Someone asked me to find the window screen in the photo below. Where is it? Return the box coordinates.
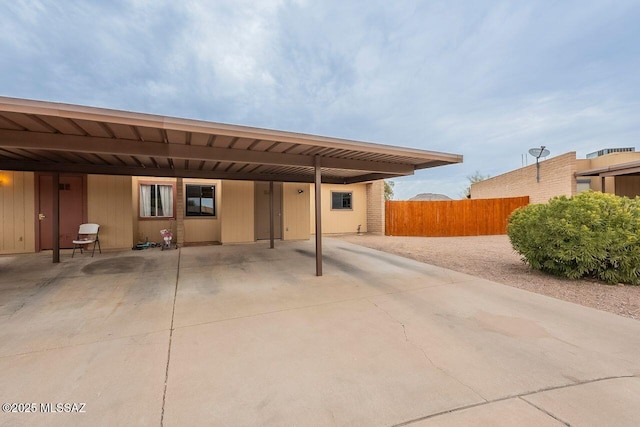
[331,192,352,210]
[186,185,216,216]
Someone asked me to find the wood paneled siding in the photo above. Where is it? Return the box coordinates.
[131,176,176,245]
[0,171,35,254]
[183,179,222,243]
[220,180,254,243]
[385,197,529,237]
[282,182,310,240]
[88,175,133,249]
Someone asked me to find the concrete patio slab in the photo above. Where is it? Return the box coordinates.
[1,238,640,426]
[164,298,483,426]
[173,242,461,329]
[1,264,177,357]
[367,278,640,403]
[0,331,168,427]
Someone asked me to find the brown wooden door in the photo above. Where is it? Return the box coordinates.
[38,175,85,249]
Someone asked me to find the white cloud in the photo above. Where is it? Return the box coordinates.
[1,0,639,197]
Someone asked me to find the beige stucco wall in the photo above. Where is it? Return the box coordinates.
[282,182,310,240]
[585,152,640,168]
[220,180,254,243]
[471,152,578,204]
[88,175,133,250]
[0,171,35,254]
[310,183,368,234]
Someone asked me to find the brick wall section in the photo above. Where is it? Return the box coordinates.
[471,152,577,204]
[366,180,385,234]
[176,177,184,246]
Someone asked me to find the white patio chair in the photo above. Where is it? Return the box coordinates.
[72,223,101,258]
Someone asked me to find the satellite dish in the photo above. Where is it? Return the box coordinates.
[528,146,550,182]
[528,147,550,158]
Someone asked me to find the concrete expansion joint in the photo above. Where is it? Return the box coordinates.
[369,300,488,403]
[518,396,571,426]
[160,247,181,427]
[516,374,638,399]
[393,374,639,427]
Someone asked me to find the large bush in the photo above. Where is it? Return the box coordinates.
[507,192,640,284]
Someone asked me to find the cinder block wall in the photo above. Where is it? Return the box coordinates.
[366,180,385,234]
[471,152,577,204]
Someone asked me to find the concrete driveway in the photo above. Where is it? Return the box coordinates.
[1,238,640,426]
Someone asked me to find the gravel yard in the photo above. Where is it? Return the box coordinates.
[337,234,640,321]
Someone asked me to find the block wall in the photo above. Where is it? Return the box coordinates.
[471,152,577,204]
[366,180,385,234]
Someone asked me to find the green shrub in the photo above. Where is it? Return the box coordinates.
[507,191,640,284]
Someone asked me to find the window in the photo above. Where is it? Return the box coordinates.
[331,191,352,210]
[186,184,216,217]
[577,179,591,193]
[140,183,174,218]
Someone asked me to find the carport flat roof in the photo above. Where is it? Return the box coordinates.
[0,96,462,183]
[576,160,640,178]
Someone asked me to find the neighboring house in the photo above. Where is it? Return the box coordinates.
[408,193,452,201]
[470,149,640,204]
[0,97,461,256]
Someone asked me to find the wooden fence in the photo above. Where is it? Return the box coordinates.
[385,196,529,237]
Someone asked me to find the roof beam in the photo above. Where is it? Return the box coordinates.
[0,129,414,175]
[0,159,348,184]
[344,173,413,184]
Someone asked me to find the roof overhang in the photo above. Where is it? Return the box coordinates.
[0,96,462,183]
[576,160,640,178]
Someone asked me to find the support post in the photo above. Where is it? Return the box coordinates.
[314,157,322,276]
[269,181,275,249]
[52,172,60,263]
[601,176,606,193]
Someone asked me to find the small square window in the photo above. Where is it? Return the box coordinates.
[577,179,591,193]
[186,184,216,217]
[331,192,352,210]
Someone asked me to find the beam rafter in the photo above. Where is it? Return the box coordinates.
[0,129,415,175]
[0,159,349,184]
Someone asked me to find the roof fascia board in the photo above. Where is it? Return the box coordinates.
[601,166,640,177]
[343,172,414,184]
[576,160,640,177]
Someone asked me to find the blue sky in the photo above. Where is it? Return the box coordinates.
[2,1,639,199]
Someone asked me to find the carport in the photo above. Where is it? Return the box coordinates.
[576,160,640,197]
[0,96,462,275]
